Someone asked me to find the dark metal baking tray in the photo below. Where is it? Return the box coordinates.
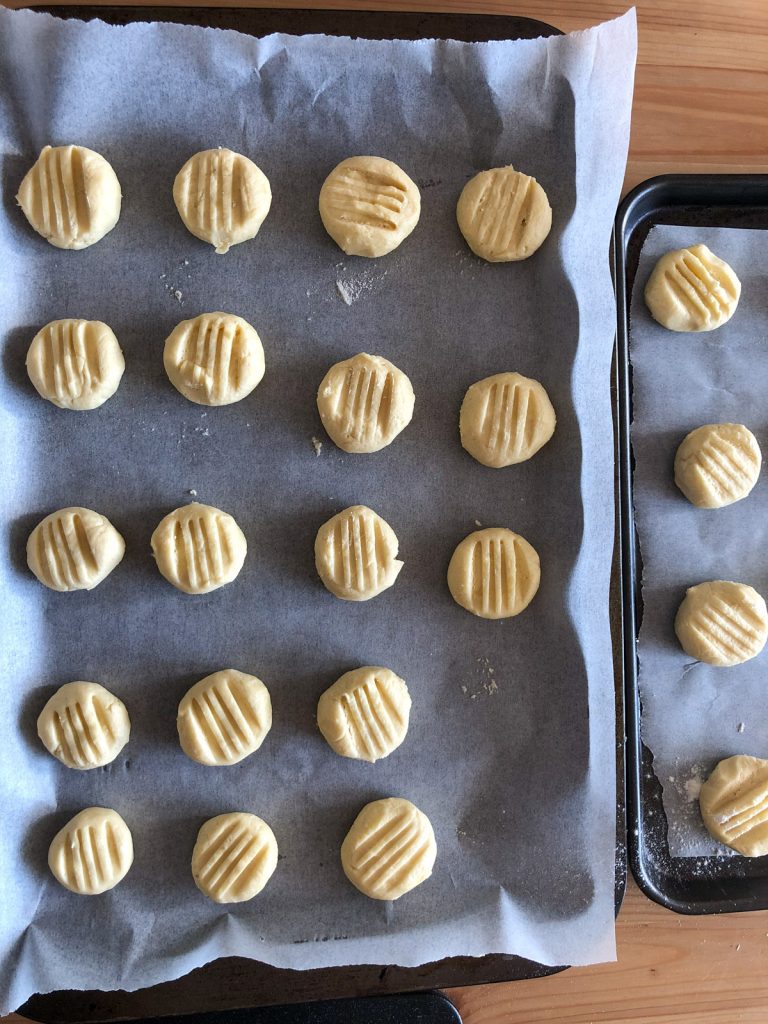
[18,7,625,1020]
[617,173,768,915]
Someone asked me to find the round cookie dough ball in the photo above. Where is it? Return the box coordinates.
[37,682,130,769]
[178,669,272,766]
[173,148,272,254]
[317,353,414,454]
[456,166,551,262]
[151,502,247,595]
[317,666,411,763]
[17,145,121,250]
[163,311,265,406]
[315,505,403,601]
[644,244,741,332]
[460,372,556,468]
[675,423,761,509]
[700,754,768,857]
[341,797,436,900]
[448,527,540,619]
[27,506,125,592]
[675,580,768,667]
[26,319,125,411]
[319,156,421,258]
[48,807,133,894]
[192,812,278,903]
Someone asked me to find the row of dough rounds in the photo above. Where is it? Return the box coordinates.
[37,668,411,770]
[27,503,542,618]
[17,144,552,262]
[47,798,437,902]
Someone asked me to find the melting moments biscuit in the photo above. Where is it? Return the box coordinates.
[38,682,130,769]
[48,807,133,894]
[151,502,247,595]
[27,507,125,592]
[448,527,540,619]
[674,423,761,509]
[460,372,556,468]
[27,319,125,410]
[675,580,768,667]
[178,669,272,766]
[192,812,278,903]
[700,755,768,857]
[317,666,411,763]
[644,244,740,332]
[315,505,403,601]
[457,166,551,262]
[163,312,265,406]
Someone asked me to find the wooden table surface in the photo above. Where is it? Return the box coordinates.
[3,1,768,1022]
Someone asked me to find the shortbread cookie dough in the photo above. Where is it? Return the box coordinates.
[17,145,121,250]
[315,505,403,601]
[341,797,436,900]
[26,319,125,410]
[178,669,272,766]
[27,507,125,592]
[317,353,414,454]
[675,580,768,667]
[644,244,741,332]
[674,423,761,509]
[319,156,421,258]
[457,166,551,262]
[173,148,272,254]
[317,666,411,763]
[460,372,556,468]
[151,502,247,595]
[38,682,130,769]
[48,807,133,894]
[700,754,768,857]
[163,312,265,406]
[192,812,278,903]
[448,527,540,619]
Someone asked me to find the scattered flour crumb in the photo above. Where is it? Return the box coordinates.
[311,436,323,457]
[174,290,183,302]
[738,722,746,733]
[335,267,385,305]
[474,519,482,527]
[159,273,166,279]
[685,775,704,802]
[188,489,197,497]
[460,685,467,694]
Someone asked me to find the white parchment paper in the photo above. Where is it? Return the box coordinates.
[0,7,636,1011]
[632,225,768,857]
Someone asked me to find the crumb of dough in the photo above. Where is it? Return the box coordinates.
[311,436,323,456]
[188,489,197,496]
[738,722,746,733]
[474,519,482,527]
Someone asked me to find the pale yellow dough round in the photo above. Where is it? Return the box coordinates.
[457,166,551,262]
[319,156,421,258]
[315,505,403,601]
[178,669,272,766]
[341,797,436,900]
[37,682,130,769]
[317,353,414,454]
[27,319,125,410]
[48,807,133,894]
[151,502,247,595]
[448,527,540,619]
[644,244,741,332]
[163,312,265,406]
[675,580,768,667]
[317,666,411,763]
[700,755,768,857]
[674,423,761,509]
[460,372,556,468]
[27,506,125,592]
[17,145,121,250]
[192,812,278,903]
[173,148,272,255]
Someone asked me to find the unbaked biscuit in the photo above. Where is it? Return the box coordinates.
[460,372,556,468]
[700,754,768,857]
[341,797,436,900]
[457,166,551,262]
[319,156,420,258]
[644,244,741,332]
[675,580,768,667]
[178,669,272,766]
[315,505,403,601]
[37,682,130,769]
[26,319,125,411]
[151,502,247,595]
[27,507,125,592]
[17,145,121,250]
[317,666,411,763]
[163,312,265,406]
[173,149,272,255]
[192,812,278,903]
[48,807,133,894]
[317,353,414,454]
[447,527,540,619]
[674,423,761,509]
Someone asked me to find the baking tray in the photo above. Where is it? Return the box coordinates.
[15,7,626,1020]
[617,173,768,914]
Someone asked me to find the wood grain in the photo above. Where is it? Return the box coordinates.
[1,2,768,1023]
